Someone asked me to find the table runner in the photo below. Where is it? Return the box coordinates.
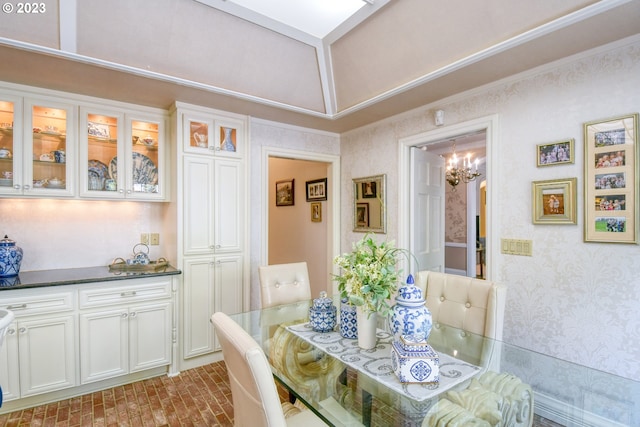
[286,323,480,402]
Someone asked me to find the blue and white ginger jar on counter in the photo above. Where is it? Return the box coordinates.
[309,291,337,333]
[388,274,432,341]
[0,235,23,277]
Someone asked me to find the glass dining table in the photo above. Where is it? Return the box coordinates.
[228,300,640,427]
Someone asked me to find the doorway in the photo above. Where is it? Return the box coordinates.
[261,147,341,297]
[398,115,497,280]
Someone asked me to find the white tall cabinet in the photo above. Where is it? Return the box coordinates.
[171,102,249,370]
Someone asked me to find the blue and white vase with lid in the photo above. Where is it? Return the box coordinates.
[388,274,432,341]
[0,235,23,278]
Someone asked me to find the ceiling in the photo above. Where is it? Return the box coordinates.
[0,0,638,133]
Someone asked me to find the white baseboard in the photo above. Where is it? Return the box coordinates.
[535,391,630,427]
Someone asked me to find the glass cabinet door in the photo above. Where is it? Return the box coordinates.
[214,118,244,157]
[127,114,165,199]
[0,97,18,194]
[183,113,213,154]
[24,98,76,197]
[79,107,123,198]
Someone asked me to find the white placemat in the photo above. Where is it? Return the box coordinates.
[286,323,480,402]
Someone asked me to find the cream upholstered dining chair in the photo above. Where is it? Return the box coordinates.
[414,270,506,340]
[259,262,312,308]
[211,312,327,427]
[258,262,343,403]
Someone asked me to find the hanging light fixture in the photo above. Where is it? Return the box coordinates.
[445,143,481,190]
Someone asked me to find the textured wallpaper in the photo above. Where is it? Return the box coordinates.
[339,36,640,382]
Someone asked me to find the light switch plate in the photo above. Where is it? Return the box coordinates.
[141,233,150,245]
[150,233,160,245]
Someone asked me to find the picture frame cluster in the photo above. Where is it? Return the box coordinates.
[533,113,639,244]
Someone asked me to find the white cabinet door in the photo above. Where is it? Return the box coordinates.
[79,308,129,384]
[183,155,215,256]
[129,302,171,372]
[182,156,243,256]
[18,315,77,397]
[213,159,243,253]
[0,320,20,402]
[182,254,243,357]
[182,257,215,359]
[212,254,244,352]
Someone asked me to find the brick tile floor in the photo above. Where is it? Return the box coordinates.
[0,360,563,426]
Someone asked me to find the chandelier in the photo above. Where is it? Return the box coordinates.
[445,144,481,190]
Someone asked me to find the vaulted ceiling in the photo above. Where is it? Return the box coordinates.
[0,0,638,133]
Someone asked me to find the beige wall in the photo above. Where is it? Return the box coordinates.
[268,158,329,298]
[339,36,640,382]
[0,199,169,270]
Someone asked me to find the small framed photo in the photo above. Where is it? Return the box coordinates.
[356,202,369,227]
[310,202,322,222]
[361,181,377,198]
[532,178,577,224]
[275,179,294,206]
[584,113,638,243]
[537,139,574,166]
[306,178,327,201]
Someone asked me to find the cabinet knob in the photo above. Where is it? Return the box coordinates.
[23,184,31,190]
[209,245,215,249]
[121,313,128,319]
[13,184,20,190]
[130,312,137,318]
[18,327,26,334]
[126,189,132,194]
[209,146,216,151]
[7,328,15,335]
[118,189,125,194]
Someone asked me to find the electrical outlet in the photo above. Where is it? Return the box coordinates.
[150,233,160,245]
[141,233,150,245]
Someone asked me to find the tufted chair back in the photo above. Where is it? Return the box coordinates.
[259,262,312,308]
[414,271,506,369]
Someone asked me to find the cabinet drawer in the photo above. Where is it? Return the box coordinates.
[0,291,74,317]
[79,279,172,309]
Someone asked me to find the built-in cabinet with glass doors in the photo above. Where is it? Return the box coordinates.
[0,87,168,201]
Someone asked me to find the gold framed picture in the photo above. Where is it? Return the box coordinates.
[532,178,577,224]
[584,113,638,243]
[537,139,574,166]
[311,202,322,222]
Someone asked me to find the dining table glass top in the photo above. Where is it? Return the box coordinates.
[228,299,640,427]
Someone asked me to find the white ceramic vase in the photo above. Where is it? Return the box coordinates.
[356,305,378,349]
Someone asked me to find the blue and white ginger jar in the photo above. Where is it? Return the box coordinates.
[339,298,358,339]
[309,291,337,333]
[0,235,23,277]
[388,274,432,341]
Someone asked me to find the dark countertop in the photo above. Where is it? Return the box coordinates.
[0,265,182,290]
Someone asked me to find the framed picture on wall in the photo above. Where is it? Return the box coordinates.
[584,113,638,243]
[532,178,577,224]
[275,179,294,206]
[306,178,327,201]
[361,181,377,198]
[356,202,369,227]
[311,202,322,222]
[537,139,574,166]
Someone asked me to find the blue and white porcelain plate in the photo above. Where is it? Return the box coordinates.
[109,153,158,185]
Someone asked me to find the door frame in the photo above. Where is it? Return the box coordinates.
[261,146,341,295]
[398,115,499,280]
